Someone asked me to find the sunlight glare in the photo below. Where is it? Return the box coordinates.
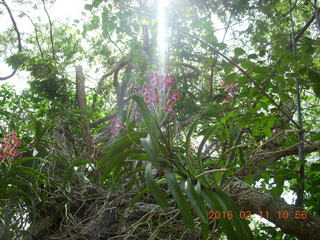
[157,0,168,68]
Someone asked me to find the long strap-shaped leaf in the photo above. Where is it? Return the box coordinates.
[202,188,238,240]
[99,149,141,182]
[184,178,208,224]
[132,95,161,167]
[145,163,169,210]
[202,187,254,240]
[166,172,195,230]
[215,189,253,239]
[131,95,160,147]
[97,131,145,169]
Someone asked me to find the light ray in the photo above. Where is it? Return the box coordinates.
[157,0,168,68]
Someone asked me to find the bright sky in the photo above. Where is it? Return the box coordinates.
[0,0,84,92]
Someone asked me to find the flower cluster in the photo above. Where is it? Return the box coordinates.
[110,117,124,139]
[0,131,21,162]
[220,81,238,101]
[141,73,180,114]
[220,81,237,92]
[164,89,180,114]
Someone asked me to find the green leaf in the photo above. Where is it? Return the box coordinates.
[262,125,272,137]
[214,171,223,186]
[166,172,195,230]
[13,166,43,182]
[184,178,208,223]
[145,163,168,210]
[132,95,162,168]
[215,190,254,239]
[310,163,320,172]
[224,64,233,74]
[267,117,276,128]
[99,149,139,182]
[241,60,255,70]
[312,85,320,98]
[234,47,246,56]
[84,4,92,10]
[202,188,253,240]
[259,50,266,57]
[131,95,159,141]
[248,54,258,59]
[308,70,320,85]
[202,189,237,240]
[197,127,216,173]
[97,131,146,169]
[141,135,160,168]
[72,159,91,166]
[92,0,103,8]
[185,123,197,177]
[131,153,148,160]
[244,174,254,185]
[252,125,260,136]
[129,187,149,209]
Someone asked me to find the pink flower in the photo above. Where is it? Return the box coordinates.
[141,85,152,104]
[141,84,161,105]
[169,90,180,102]
[225,93,233,100]
[221,81,237,92]
[0,131,20,162]
[150,91,160,104]
[149,73,161,88]
[222,103,228,109]
[164,75,175,88]
[164,102,175,114]
[140,72,179,115]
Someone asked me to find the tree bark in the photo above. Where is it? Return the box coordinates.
[225,177,320,240]
[76,65,92,161]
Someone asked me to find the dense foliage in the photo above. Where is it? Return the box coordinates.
[1,0,320,239]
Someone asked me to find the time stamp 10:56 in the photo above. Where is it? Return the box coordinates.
[208,210,308,220]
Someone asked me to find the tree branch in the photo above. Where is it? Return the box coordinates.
[238,139,320,177]
[76,65,92,161]
[21,12,44,57]
[287,7,320,49]
[90,113,117,128]
[42,0,55,60]
[183,31,300,129]
[90,57,128,112]
[0,0,22,81]
[224,178,320,240]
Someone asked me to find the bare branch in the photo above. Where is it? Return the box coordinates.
[287,8,320,49]
[42,0,55,60]
[0,0,22,81]
[90,113,117,128]
[16,11,44,57]
[225,178,320,240]
[91,57,128,112]
[76,65,92,161]
[180,63,200,75]
[237,139,320,177]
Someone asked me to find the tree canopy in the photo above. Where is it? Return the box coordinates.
[1,0,320,239]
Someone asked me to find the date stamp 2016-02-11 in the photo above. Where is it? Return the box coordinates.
[208,210,308,220]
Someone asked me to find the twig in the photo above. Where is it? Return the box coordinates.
[0,0,22,80]
[91,57,128,112]
[289,0,305,207]
[251,130,285,155]
[195,169,229,178]
[182,31,301,129]
[42,0,55,60]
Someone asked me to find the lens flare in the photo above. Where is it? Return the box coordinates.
[157,0,167,68]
